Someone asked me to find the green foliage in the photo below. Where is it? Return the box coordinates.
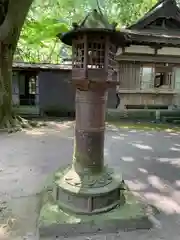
[14,0,158,63]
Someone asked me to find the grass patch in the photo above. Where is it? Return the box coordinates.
[107,120,180,132]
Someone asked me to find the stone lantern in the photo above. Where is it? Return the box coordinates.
[57,9,128,214]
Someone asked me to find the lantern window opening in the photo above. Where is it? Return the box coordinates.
[87,39,105,69]
[73,41,85,68]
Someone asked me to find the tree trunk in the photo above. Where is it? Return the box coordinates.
[0,43,14,128]
[0,0,33,131]
[0,42,31,131]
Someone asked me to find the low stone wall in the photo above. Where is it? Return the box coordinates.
[106,109,180,122]
[13,105,40,116]
[118,92,174,110]
[43,106,75,117]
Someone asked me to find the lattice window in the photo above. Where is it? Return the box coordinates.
[72,35,84,68]
[87,35,105,69]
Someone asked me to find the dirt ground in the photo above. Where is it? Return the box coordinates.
[1,120,180,239]
[0,121,74,239]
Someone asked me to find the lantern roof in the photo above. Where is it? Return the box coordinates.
[59,9,128,46]
[78,9,115,30]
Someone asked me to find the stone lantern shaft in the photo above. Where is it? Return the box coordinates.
[73,89,106,174]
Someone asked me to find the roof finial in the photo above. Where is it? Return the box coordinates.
[96,0,103,15]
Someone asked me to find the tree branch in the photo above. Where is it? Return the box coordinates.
[0,0,33,43]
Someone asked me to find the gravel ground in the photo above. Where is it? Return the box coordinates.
[0,121,180,239]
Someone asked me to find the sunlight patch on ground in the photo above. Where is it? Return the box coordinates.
[120,134,129,137]
[0,225,9,240]
[169,132,179,136]
[147,175,169,192]
[0,218,16,240]
[24,129,46,136]
[165,129,174,132]
[157,158,180,167]
[67,136,74,140]
[128,130,138,133]
[112,135,125,140]
[174,144,180,147]
[145,132,154,136]
[144,192,180,214]
[131,143,153,151]
[170,147,180,151]
[131,140,143,144]
[175,180,180,187]
[125,180,148,191]
[138,168,148,174]
[172,190,180,205]
[157,158,172,163]
[121,156,135,162]
[104,148,109,156]
[48,121,74,129]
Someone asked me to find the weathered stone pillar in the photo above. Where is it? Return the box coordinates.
[54,90,121,214]
[73,89,106,174]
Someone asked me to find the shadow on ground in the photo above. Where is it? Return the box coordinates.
[105,124,180,239]
[1,121,180,239]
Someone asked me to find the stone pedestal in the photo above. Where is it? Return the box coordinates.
[54,89,122,214]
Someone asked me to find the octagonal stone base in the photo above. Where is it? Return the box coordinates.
[39,188,155,239]
[53,166,123,214]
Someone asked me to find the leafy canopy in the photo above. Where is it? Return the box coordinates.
[14,0,158,63]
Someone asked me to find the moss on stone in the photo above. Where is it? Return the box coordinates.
[38,189,154,238]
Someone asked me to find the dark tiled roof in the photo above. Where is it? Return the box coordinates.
[122,0,180,46]
[122,28,180,46]
[128,0,180,30]
[12,62,72,70]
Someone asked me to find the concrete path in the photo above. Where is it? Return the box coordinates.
[0,121,180,239]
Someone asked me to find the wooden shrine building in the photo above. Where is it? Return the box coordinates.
[116,0,180,110]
